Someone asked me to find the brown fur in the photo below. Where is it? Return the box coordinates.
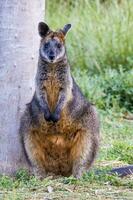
[45,31,65,42]
[19,23,100,179]
[21,102,99,178]
[43,69,61,112]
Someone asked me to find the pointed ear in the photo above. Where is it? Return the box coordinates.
[61,24,72,36]
[38,22,50,37]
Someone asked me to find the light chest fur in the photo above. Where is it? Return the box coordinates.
[44,71,61,112]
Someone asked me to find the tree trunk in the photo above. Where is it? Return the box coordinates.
[0,0,44,175]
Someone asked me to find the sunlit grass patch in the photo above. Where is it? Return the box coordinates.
[46,0,133,73]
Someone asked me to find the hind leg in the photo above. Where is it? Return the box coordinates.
[71,130,99,179]
[23,134,47,179]
[32,165,46,180]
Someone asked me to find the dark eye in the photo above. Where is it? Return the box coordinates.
[57,43,61,49]
[44,43,49,49]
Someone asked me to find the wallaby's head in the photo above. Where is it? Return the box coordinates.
[38,22,71,63]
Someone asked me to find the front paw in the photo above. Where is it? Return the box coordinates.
[51,112,61,123]
[44,110,52,122]
[44,109,61,123]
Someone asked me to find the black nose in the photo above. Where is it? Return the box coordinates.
[49,55,55,60]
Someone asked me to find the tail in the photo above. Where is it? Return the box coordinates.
[109,165,133,177]
[95,165,133,177]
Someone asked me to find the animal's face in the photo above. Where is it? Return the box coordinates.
[40,33,65,63]
[38,22,71,63]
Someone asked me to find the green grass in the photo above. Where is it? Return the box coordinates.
[0,168,133,199]
[73,69,133,112]
[99,110,133,163]
[46,0,133,73]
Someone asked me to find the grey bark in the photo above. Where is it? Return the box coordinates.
[0,0,44,175]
